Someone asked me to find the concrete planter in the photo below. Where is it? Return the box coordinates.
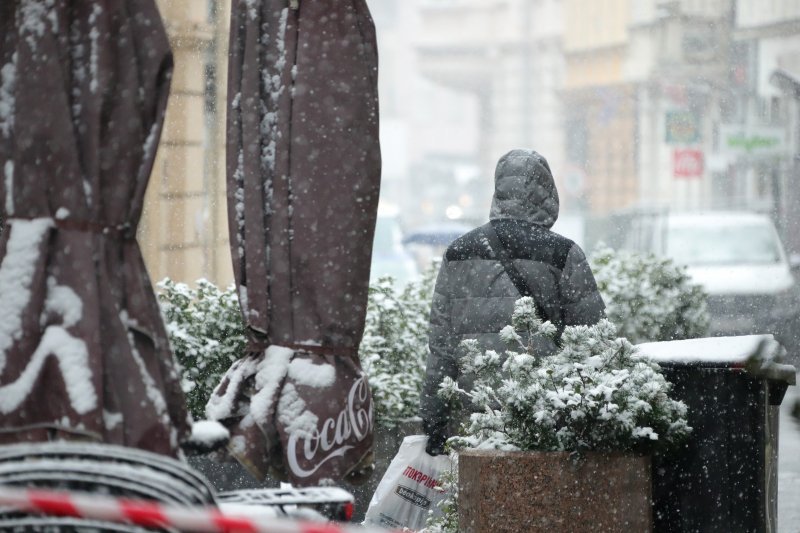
[458,449,652,533]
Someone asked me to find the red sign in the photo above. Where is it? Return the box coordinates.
[673,149,704,179]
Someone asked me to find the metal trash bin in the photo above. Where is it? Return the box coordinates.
[638,335,797,533]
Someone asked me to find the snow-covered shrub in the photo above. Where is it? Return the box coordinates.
[157,279,246,420]
[421,458,459,533]
[590,244,709,344]
[360,265,437,427]
[439,297,691,454]
[157,268,437,426]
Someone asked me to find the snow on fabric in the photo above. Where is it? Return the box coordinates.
[121,313,168,416]
[3,161,12,215]
[0,53,15,140]
[190,420,230,446]
[0,0,190,457]
[280,370,373,480]
[277,383,318,439]
[222,0,380,484]
[0,270,95,416]
[206,347,375,485]
[0,325,94,415]
[87,3,101,94]
[0,218,52,375]
[19,0,57,52]
[103,410,123,431]
[287,358,335,388]
[251,346,294,427]
[43,276,82,328]
[205,357,260,422]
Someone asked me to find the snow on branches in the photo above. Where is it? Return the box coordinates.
[157,279,246,420]
[590,244,709,344]
[441,297,692,454]
[156,269,436,427]
[360,265,437,428]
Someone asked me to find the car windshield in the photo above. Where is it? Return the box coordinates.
[372,216,404,256]
[667,223,782,266]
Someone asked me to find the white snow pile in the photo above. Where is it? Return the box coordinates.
[637,334,779,364]
[439,297,692,454]
[189,420,230,448]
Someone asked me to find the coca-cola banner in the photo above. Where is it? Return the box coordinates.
[206,348,373,484]
[215,0,380,484]
[279,353,373,482]
[0,0,190,456]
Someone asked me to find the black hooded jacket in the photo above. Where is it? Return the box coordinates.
[420,149,606,451]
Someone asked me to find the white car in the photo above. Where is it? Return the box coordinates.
[624,211,800,337]
[370,214,418,286]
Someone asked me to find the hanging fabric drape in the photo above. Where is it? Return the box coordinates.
[207,0,382,485]
[0,1,191,457]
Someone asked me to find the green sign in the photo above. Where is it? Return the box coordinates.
[720,126,786,155]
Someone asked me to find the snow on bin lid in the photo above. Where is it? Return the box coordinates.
[637,335,797,384]
[636,335,778,364]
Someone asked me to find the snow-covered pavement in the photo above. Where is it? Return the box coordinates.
[779,380,800,533]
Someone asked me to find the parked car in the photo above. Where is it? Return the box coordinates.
[622,210,800,339]
[402,222,471,272]
[370,213,418,286]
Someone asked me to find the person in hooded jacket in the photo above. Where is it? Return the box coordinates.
[420,149,606,455]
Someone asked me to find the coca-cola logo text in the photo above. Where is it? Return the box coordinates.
[286,374,373,478]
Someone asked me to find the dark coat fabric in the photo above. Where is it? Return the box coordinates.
[420,149,606,445]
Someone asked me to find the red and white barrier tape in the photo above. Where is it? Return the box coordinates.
[0,486,388,533]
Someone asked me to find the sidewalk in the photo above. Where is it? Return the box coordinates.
[779,378,800,533]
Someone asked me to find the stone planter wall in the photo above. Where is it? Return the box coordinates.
[459,450,652,533]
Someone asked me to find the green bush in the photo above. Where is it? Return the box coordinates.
[157,245,707,428]
[156,269,436,426]
[157,279,246,420]
[360,265,437,427]
[440,297,691,454]
[590,244,709,344]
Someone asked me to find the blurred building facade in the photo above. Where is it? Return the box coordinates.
[403,0,799,247]
[140,1,800,286]
[368,0,485,228]
[140,0,232,286]
[412,0,568,218]
[733,0,800,250]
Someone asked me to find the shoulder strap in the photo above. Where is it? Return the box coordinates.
[485,221,564,338]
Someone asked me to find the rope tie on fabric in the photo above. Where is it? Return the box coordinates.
[245,338,357,358]
[5,217,135,240]
[55,219,136,240]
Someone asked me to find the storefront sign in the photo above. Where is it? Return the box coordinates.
[673,149,704,178]
[665,110,701,144]
[720,126,786,156]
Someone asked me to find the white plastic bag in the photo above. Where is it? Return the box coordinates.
[363,435,454,531]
